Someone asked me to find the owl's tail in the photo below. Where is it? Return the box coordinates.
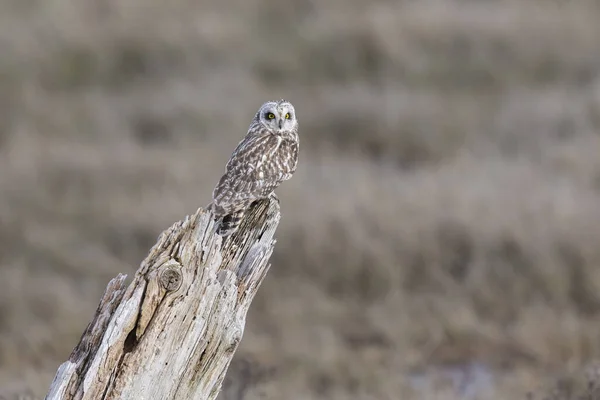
[216,209,246,236]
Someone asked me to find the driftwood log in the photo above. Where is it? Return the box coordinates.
[45,197,280,400]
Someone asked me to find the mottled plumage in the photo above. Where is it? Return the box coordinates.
[211,100,299,236]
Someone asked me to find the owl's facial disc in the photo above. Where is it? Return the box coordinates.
[259,101,296,133]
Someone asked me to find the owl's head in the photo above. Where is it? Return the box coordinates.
[255,100,298,134]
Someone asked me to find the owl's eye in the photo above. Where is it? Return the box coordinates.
[285,113,290,119]
[266,113,275,119]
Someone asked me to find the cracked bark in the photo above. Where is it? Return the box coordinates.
[45,198,280,400]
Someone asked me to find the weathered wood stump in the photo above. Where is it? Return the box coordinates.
[45,198,280,400]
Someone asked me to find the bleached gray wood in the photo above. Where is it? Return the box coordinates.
[45,198,280,400]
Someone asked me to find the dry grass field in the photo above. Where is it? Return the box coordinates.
[1,0,600,399]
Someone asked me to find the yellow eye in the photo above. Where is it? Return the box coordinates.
[267,113,275,119]
[285,113,290,119]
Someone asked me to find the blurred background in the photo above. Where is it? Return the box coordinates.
[1,0,600,399]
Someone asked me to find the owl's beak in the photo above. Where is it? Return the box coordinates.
[278,119,283,129]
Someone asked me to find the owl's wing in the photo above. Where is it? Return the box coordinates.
[225,133,278,172]
[212,134,281,214]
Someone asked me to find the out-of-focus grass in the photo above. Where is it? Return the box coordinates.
[1,0,600,399]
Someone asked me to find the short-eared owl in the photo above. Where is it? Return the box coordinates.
[211,100,299,236]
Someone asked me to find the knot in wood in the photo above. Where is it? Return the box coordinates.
[159,265,182,292]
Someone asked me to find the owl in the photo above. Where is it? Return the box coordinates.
[210,100,299,236]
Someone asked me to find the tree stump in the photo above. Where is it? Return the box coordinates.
[45,197,280,400]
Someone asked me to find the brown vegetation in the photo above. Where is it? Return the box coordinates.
[1,0,600,399]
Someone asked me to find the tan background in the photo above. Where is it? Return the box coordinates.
[1,0,600,399]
